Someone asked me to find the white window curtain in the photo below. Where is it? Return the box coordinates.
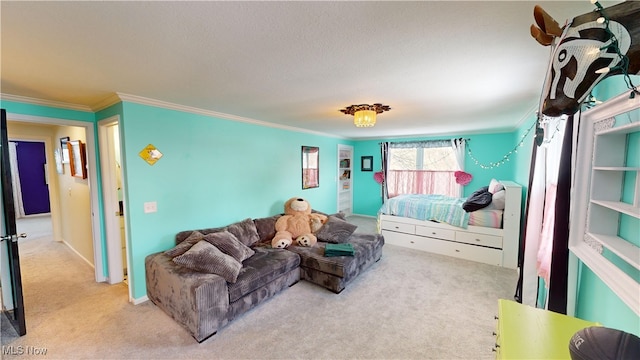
[451,138,466,197]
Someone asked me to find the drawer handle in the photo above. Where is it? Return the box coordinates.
[492,332,497,336]
[455,249,460,252]
[475,238,481,242]
[494,315,499,320]
[432,232,436,235]
[395,226,399,229]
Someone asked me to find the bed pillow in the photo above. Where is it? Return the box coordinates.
[488,179,504,194]
[172,240,242,283]
[203,230,255,263]
[315,216,358,244]
[488,189,506,210]
[462,186,493,212]
[164,231,205,258]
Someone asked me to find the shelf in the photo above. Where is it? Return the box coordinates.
[595,120,639,136]
[570,242,640,315]
[593,166,640,171]
[591,200,640,219]
[587,232,640,271]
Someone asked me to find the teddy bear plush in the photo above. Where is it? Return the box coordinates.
[271,197,327,248]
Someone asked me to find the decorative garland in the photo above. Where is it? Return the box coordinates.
[466,121,536,170]
[591,0,639,98]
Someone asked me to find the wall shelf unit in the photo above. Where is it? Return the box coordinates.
[569,90,640,316]
[337,144,353,215]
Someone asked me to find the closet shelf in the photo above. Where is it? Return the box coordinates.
[592,166,640,171]
[590,200,640,219]
[587,232,640,271]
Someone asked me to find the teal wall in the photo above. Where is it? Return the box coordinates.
[0,100,95,122]
[352,132,518,216]
[117,102,347,298]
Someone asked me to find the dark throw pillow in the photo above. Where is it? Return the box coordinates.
[253,215,282,243]
[315,216,358,244]
[462,186,493,212]
[164,231,205,258]
[203,230,255,263]
[226,218,260,247]
[172,240,242,283]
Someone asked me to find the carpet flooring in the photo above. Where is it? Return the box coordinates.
[1,215,517,359]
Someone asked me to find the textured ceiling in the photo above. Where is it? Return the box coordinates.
[0,1,623,139]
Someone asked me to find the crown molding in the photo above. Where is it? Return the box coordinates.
[0,93,93,112]
[2,91,346,139]
[110,92,345,139]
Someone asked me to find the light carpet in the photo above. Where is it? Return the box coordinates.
[2,216,517,359]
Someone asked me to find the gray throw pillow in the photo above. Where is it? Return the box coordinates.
[226,218,261,247]
[253,215,281,243]
[203,230,255,263]
[164,231,205,258]
[172,240,242,283]
[315,216,358,244]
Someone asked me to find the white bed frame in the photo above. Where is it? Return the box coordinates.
[379,181,522,269]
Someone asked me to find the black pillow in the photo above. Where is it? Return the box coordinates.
[462,186,493,212]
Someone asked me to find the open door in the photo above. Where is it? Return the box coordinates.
[0,109,26,336]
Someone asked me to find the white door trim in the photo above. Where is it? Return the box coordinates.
[98,116,127,289]
[6,113,105,282]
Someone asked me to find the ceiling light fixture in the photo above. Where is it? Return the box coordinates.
[340,103,391,128]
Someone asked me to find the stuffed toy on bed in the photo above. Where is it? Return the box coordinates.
[271,197,327,248]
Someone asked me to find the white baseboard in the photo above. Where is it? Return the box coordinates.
[131,295,149,305]
[62,240,95,269]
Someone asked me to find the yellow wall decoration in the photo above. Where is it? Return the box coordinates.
[139,144,163,165]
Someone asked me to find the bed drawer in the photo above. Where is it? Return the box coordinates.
[381,221,415,235]
[415,226,455,241]
[455,231,503,249]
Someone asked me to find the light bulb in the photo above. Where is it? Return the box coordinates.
[596,67,610,74]
[597,17,605,24]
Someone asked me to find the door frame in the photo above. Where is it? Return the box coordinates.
[98,116,128,289]
[6,113,106,283]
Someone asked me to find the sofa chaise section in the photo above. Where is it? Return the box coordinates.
[287,233,384,293]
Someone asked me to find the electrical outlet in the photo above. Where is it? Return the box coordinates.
[144,201,157,213]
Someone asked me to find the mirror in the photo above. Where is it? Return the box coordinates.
[302,146,319,189]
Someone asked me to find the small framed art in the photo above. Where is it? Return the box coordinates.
[361,156,373,171]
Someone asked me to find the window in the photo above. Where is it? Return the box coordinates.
[385,140,461,198]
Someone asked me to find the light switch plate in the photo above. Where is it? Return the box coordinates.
[144,201,157,213]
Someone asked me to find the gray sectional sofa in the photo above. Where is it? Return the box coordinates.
[145,214,384,342]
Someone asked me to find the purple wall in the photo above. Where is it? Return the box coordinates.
[14,141,50,215]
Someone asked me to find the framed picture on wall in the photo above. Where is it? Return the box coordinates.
[361,156,373,171]
[68,140,87,179]
[60,136,70,164]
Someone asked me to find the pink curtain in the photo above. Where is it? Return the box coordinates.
[386,170,457,198]
[537,183,557,285]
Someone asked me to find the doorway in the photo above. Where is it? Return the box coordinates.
[98,116,127,285]
[5,113,106,284]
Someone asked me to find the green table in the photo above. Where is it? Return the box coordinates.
[495,299,600,359]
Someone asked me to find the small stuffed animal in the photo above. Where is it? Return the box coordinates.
[271,197,327,248]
